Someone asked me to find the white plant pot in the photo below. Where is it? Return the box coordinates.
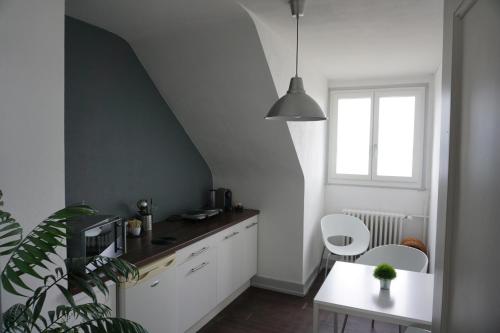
[380,279,392,290]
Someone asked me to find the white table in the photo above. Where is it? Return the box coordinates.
[313,262,433,333]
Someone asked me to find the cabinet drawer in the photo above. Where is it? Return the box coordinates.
[176,233,217,267]
[215,223,244,243]
[242,216,258,230]
[177,247,217,332]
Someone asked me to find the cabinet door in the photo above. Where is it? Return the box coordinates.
[177,248,217,332]
[121,265,177,333]
[216,224,245,303]
[242,216,258,281]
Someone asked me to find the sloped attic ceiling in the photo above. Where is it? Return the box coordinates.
[66,0,308,283]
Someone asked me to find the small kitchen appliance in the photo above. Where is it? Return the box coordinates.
[137,198,153,231]
[215,188,233,211]
[208,189,217,209]
[66,215,126,274]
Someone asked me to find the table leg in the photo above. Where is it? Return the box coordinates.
[313,304,319,333]
[333,312,338,333]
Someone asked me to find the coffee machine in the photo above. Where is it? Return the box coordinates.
[215,188,232,211]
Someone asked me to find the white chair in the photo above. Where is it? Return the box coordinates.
[340,244,429,333]
[320,214,370,278]
[356,244,428,273]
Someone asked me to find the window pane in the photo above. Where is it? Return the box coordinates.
[336,97,371,175]
[377,96,416,177]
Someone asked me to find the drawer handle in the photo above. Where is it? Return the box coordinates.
[224,231,239,240]
[150,280,160,288]
[164,258,175,267]
[190,262,209,274]
[245,222,258,229]
[189,246,209,258]
[138,267,159,281]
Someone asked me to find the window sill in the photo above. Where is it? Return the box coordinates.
[327,179,427,191]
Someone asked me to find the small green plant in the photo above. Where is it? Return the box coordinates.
[373,263,397,280]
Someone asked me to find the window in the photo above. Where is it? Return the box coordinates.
[328,87,426,188]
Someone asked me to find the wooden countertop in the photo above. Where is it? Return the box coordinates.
[121,209,259,268]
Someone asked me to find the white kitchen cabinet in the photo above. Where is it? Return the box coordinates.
[216,223,245,303]
[118,255,177,333]
[176,246,217,332]
[241,216,258,282]
[216,216,258,304]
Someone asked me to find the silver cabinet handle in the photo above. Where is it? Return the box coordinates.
[189,262,209,274]
[224,231,239,240]
[189,246,209,258]
[245,222,258,229]
[150,280,160,288]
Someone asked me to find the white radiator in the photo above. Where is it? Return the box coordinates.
[341,209,406,262]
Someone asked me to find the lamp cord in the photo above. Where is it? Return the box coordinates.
[295,12,299,77]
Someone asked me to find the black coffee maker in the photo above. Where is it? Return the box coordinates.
[215,188,232,211]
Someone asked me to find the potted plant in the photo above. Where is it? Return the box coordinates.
[373,263,397,290]
[0,190,147,333]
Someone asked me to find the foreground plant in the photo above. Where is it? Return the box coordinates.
[0,190,147,333]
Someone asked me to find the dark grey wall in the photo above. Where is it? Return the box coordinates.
[65,17,212,221]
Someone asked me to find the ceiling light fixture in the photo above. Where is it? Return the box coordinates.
[265,0,326,121]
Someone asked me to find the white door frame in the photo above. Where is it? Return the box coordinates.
[432,1,479,332]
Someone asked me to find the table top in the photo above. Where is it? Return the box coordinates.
[314,262,433,326]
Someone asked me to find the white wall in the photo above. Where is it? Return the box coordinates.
[246,10,328,284]
[427,65,443,273]
[0,0,66,312]
[437,1,500,331]
[67,0,308,285]
[325,76,437,243]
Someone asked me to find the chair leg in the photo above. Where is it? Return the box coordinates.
[325,252,331,279]
[371,319,374,329]
[341,314,348,333]
[319,246,326,276]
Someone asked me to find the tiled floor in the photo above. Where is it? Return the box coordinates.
[199,270,401,333]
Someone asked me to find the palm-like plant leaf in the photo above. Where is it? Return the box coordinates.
[1,204,97,296]
[1,192,147,333]
[0,206,23,256]
[46,303,111,329]
[64,318,148,333]
[2,304,32,332]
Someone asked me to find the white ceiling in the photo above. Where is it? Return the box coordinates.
[239,0,443,80]
[68,0,443,80]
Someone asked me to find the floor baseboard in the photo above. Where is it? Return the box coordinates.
[251,266,320,297]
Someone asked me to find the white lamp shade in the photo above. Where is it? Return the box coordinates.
[266,77,327,121]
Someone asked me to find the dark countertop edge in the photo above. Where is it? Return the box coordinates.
[127,209,259,268]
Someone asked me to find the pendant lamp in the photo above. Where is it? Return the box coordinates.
[265,0,326,121]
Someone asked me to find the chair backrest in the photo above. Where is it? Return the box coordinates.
[320,214,370,246]
[356,244,428,272]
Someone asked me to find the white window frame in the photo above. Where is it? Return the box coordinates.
[328,86,427,189]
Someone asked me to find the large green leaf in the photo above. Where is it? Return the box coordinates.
[2,303,32,332]
[1,203,97,296]
[0,204,22,255]
[1,193,146,333]
[65,318,148,333]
